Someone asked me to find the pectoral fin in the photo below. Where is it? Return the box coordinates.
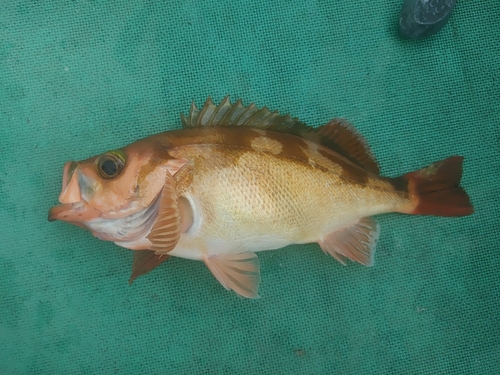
[129,250,170,284]
[147,172,181,254]
[319,217,380,266]
[203,252,261,298]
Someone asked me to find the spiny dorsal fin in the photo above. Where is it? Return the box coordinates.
[181,96,310,134]
[181,97,378,174]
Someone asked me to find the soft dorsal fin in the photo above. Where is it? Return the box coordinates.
[181,97,378,173]
[313,119,379,174]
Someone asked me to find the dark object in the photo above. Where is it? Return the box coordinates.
[399,0,457,39]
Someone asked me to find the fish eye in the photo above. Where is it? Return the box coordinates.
[97,151,126,179]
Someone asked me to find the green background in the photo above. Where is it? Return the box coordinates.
[1,1,499,374]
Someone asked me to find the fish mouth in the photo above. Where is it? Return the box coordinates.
[48,205,64,222]
[48,161,99,223]
[48,200,102,223]
[48,202,84,222]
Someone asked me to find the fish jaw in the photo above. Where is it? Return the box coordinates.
[48,201,102,223]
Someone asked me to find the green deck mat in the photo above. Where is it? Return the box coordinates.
[1,1,499,374]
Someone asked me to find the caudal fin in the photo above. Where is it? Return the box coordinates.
[398,156,474,217]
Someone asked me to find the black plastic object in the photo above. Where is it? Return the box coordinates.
[399,0,457,39]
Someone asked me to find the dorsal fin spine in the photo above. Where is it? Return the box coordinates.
[227,99,245,125]
[198,97,214,127]
[212,96,231,125]
[246,107,271,129]
[188,102,199,127]
[238,103,258,126]
[180,113,187,127]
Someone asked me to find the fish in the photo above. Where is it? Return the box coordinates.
[48,97,474,298]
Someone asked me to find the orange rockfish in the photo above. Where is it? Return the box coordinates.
[48,97,474,298]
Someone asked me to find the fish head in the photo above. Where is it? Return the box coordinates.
[48,138,186,228]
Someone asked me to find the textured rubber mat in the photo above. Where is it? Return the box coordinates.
[1,1,499,374]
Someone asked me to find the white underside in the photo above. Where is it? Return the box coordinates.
[167,234,295,260]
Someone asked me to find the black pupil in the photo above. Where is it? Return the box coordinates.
[101,159,117,176]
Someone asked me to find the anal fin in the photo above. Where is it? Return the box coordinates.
[319,217,380,266]
[129,250,170,284]
[203,252,261,298]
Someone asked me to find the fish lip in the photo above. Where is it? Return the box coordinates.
[48,205,63,222]
[48,203,78,222]
[48,201,102,223]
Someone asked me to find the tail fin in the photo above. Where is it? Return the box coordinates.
[398,156,474,217]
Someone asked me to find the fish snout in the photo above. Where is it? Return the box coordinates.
[59,161,82,204]
[61,161,77,190]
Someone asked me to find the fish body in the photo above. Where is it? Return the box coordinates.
[164,126,405,259]
[49,97,473,298]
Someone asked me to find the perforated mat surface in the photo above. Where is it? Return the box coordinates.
[1,1,499,374]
